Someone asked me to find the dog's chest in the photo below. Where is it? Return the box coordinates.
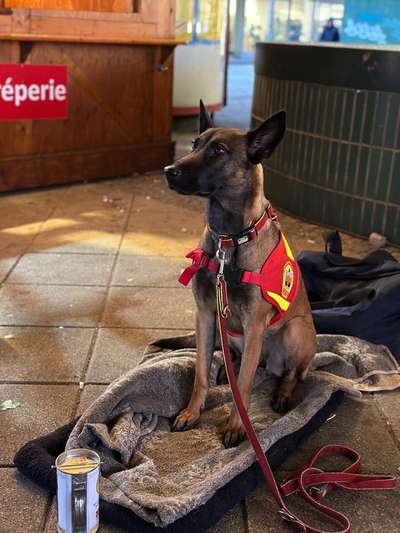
[205,266,258,328]
[225,283,259,332]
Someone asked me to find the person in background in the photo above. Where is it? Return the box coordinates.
[320,18,340,42]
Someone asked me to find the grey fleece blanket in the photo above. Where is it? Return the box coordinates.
[66,334,400,527]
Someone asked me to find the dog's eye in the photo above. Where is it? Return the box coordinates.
[214,144,226,155]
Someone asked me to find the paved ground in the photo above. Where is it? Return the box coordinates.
[215,63,254,130]
[0,173,399,533]
[1,63,400,531]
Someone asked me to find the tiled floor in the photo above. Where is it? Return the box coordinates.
[0,173,399,533]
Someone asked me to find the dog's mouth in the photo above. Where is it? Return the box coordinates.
[166,178,211,197]
[166,181,192,195]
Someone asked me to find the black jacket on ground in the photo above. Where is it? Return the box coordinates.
[298,232,400,360]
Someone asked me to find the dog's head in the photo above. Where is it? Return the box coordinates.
[164,100,285,199]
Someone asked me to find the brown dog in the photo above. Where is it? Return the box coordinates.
[164,102,316,447]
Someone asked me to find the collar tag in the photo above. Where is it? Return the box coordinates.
[237,235,249,245]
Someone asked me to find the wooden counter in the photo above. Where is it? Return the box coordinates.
[0,1,181,192]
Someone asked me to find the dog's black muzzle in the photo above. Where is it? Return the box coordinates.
[164,164,186,192]
[164,164,202,196]
[164,164,181,180]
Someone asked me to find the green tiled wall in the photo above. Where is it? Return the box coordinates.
[252,76,400,245]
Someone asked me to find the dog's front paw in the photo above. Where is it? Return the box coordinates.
[172,408,200,431]
[271,391,290,414]
[222,416,246,447]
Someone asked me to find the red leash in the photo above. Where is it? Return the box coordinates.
[216,272,396,533]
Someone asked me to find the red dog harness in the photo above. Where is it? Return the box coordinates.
[179,210,299,325]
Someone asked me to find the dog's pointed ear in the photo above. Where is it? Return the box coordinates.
[246,111,286,164]
[199,99,214,133]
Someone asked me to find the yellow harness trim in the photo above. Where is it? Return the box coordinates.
[281,233,295,261]
[266,291,290,311]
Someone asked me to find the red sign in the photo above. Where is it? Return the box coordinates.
[0,64,68,121]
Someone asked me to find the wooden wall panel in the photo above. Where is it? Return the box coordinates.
[0,38,18,61]
[0,141,174,192]
[4,1,135,12]
[28,42,155,153]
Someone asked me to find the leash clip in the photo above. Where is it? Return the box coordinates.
[216,246,226,276]
[278,509,305,531]
[215,248,231,319]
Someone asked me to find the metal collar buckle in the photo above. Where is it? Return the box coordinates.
[310,484,328,499]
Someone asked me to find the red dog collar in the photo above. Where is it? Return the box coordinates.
[207,203,278,249]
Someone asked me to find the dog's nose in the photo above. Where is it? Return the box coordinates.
[164,165,181,179]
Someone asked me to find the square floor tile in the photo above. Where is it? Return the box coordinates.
[64,179,133,205]
[0,284,107,327]
[0,384,77,464]
[40,208,128,231]
[29,227,122,255]
[101,287,195,329]
[6,253,115,286]
[0,468,49,533]
[121,196,202,257]
[0,326,94,382]
[86,328,190,382]
[120,230,198,257]
[112,255,182,287]
[128,194,202,228]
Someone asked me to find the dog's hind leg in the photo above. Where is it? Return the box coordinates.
[173,308,216,431]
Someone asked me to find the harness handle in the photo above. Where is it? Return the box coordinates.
[216,275,396,533]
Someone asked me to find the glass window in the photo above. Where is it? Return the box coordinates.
[176,0,226,43]
[313,1,344,41]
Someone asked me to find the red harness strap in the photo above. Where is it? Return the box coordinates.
[178,248,218,286]
[179,232,299,326]
[216,274,396,533]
